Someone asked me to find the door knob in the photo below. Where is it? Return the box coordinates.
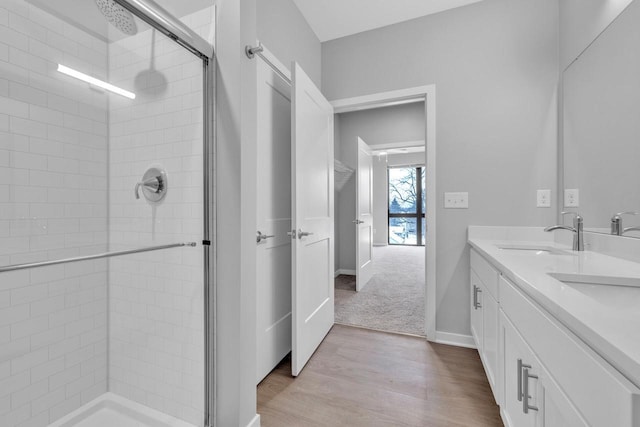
[256,231,275,243]
[298,230,314,239]
[352,220,364,224]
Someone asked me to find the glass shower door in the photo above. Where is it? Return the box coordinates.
[0,1,213,426]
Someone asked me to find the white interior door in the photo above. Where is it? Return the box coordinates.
[291,62,334,376]
[255,59,292,383]
[355,137,374,291]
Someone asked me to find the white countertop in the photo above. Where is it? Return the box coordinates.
[468,229,640,389]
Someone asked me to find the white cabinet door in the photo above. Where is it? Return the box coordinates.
[483,289,499,397]
[501,309,540,427]
[538,364,586,427]
[470,270,484,351]
[500,309,585,427]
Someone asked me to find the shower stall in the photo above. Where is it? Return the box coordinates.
[0,0,215,426]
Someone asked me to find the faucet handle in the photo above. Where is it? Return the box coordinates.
[561,211,581,219]
[611,212,640,235]
[613,211,640,219]
[561,211,582,227]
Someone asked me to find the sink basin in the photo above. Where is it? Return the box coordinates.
[497,244,572,256]
[548,272,640,288]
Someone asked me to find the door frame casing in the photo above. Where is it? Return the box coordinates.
[332,85,437,341]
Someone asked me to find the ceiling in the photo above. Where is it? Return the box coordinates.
[292,0,484,42]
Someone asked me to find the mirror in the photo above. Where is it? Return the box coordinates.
[563,0,640,237]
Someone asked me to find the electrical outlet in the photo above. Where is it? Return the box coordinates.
[537,189,551,208]
[564,189,579,208]
[444,192,468,209]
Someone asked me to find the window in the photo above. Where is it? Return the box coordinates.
[388,166,426,246]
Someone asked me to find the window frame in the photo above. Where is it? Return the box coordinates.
[387,165,425,246]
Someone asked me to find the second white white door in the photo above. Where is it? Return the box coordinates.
[255,59,292,384]
[355,137,374,291]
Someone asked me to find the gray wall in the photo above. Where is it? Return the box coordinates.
[559,0,634,69]
[335,103,425,271]
[373,152,427,246]
[215,0,322,424]
[257,0,321,87]
[323,0,559,336]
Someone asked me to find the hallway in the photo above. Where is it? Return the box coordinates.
[257,325,502,427]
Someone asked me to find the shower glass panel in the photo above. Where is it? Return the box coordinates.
[0,1,213,426]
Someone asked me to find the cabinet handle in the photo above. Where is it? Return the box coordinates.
[517,359,531,402]
[473,285,478,309]
[472,285,483,309]
[473,285,477,309]
[522,367,539,414]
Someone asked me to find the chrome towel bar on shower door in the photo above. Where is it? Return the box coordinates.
[0,242,197,273]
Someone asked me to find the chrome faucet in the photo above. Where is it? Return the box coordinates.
[544,211,584,251]
[622,227,640,236]
[611,211,640,236]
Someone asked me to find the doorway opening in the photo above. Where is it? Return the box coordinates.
[332,97,431,337]
[388,165,426,246]
[330,85,436,340]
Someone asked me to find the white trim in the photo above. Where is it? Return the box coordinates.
[424,88,437,340]
[331,85,433,113]
[246,414,261,427]
[335,269,356,277]
[369,140,425,150]
[435,331,476,349]
[330,84,437,342]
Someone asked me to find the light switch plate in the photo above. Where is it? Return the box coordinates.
[444,192,468,209]
[537,189,551,208]
[564,189,579,208]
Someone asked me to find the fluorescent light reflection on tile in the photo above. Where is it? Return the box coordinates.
[57,64,136,99]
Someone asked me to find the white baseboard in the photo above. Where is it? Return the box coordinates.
[334,269,356,277]
[246,414,260,427]
[434,331,476,349]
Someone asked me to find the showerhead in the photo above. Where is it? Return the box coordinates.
[95,0,138,35]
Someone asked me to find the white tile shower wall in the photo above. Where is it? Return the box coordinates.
[0,1,109,426]
[107,8,213,426]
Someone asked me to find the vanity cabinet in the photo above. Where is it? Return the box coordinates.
[501,305,584,427]
[470,247,640,427]
[470,251,499,398]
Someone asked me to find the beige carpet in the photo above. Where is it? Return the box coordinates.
[335,245,425,336]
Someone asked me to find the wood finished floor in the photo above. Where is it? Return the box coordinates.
[257,324,503,427]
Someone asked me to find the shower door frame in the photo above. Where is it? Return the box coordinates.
[112,2,216,426]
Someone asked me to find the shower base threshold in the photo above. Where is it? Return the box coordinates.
[48,392,197,427]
